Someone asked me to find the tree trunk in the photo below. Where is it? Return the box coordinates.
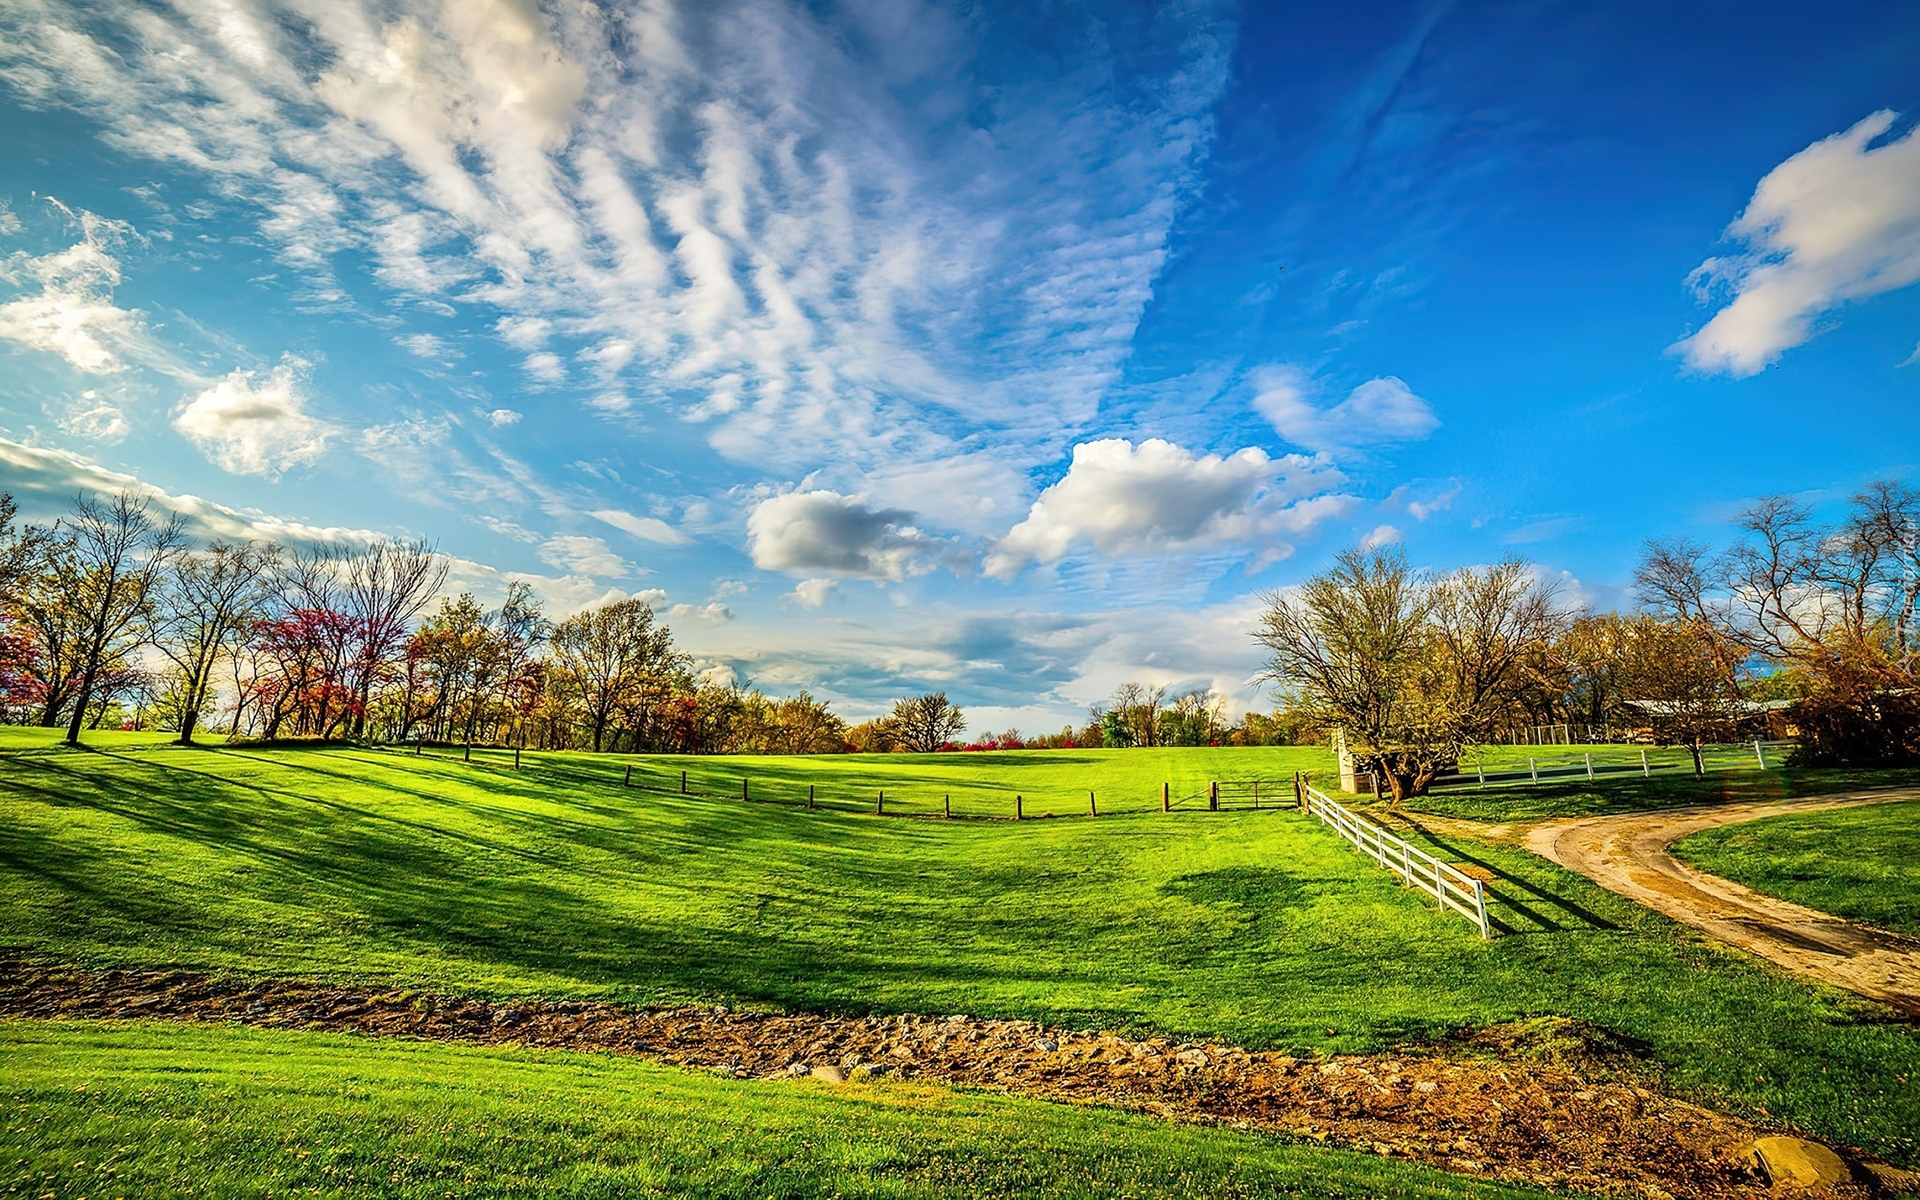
[180,707,198,746]
[1690,743,1705,776]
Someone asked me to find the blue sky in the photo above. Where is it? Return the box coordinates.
[1,0,1917,733]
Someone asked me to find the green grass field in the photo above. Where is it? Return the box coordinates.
[2,730,1917,1177]
[1,1020,1556,1200]
[1671,798,1920,939]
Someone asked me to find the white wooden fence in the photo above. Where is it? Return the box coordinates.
[1302,783,1492,939]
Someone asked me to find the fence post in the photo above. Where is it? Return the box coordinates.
[1584,752,1594,780]
[1433,857,1444,909]
[1089,790,1096,817]
[680,770,687,794]
[808,783,815,810]
[1473,880,1491,939]
[1754,738,1766,769]
[1252,780,1259,808]
[876,790,884,815]
[944,793,950,818]
[1015,794,1023,821]
[1162,782,1170,812]
[1528,757,1538,783]
[743,778,749,801]
[1292,771,1303,809]
[623,765,632,788]
[1640,747,1649,777]
[1209,781,1218,812]
[1476,759,1485,785]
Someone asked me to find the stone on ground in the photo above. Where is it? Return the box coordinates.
[1750,1137,1852,1190]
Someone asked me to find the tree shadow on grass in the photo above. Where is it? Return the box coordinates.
[1387,814,1620,937]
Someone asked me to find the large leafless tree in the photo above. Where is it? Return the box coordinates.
[53,491,185,745]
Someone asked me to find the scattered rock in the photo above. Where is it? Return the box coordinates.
[809,1064,847,1083]
[1750,1137,1852,1190]
[1860,1161,1920,1195]
[1034,1038,1058,1052]
[784,1061,810,1076]
[491,1008,526,1026]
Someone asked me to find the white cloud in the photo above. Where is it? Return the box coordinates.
[1360,523,1402,549]
[173,365,330,477]
[0,206,149,375]
[1407,483,1461,521]
[486,408,522,427]
[538,534,628,578]
[1674,110,1920,376]
[395,332,450,358]
[787,578,836,608]
[0,0,1233,493]
[747,490,945,581]
[589,507,691,546]
[521,352,564,384]
[668,601,734,623]
[985,438,1351,578]
[1251,366,1440,455]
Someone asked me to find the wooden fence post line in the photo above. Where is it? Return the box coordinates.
[1584,752,1594,780]
[742,778,749,801]
[623,765,632,788]
[1015,795,1023,821]
[1529,757,1538,783]
[681,770,688,794]
[1476,759,1485,785]
[1162,782,1169,812]
[943,793,950,818]
[1252,780,1259,808]
[1209,781,1218,812]
[876,790,884,815]
[1754,738,1766,768]
[1640,747,1650,777]
[808,783,815,810]
[1089,790,1096,816]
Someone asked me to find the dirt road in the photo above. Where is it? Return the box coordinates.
[1525,792,1920,1016]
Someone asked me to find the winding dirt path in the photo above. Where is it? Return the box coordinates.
[1524,791,1920,1016]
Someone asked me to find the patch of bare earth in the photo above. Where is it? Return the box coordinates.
[0,962,1892,1200]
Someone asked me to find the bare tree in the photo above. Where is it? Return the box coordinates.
[1254,546,1559,803]
[1615,616,1746,775]
[54,491,185,746]
[884,691,966,752]
[342,538,447,739]
[152,540,282,745]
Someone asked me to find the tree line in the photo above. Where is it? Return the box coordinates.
[1255,480,1920,801]
[0,489,967,754]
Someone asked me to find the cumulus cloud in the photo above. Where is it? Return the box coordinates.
[1361,523,1402,549]
[173,365,330,477]
[985,438,1351,578]
[486,408,522,427]
[668,601,734,622]
[747,490,944,581]
[1674,110,1920,376]
[538,534,628,578]
[787,578,837,608]
[1251,366,1439,455]
[589,507,690,546]
[0,205,149,375]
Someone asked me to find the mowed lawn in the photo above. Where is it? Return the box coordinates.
[0,1020,1558,1200]
[0,731,1916,1165]
[1671,798,1920,939]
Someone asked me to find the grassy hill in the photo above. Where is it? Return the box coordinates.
[1,730,1916,1178]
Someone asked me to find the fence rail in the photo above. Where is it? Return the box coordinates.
[1302,783,1492,939]
[1442,739,1794,788]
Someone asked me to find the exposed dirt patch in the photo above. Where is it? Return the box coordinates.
[1524,791,1920,1016]
[1,961,1886,1200]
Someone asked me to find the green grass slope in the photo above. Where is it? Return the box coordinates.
[1671,798,1920,939]
[0,733,1915,1163]
[1,1020,1554,1200]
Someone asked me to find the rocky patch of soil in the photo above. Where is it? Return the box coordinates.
[0,962,1889,1200]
